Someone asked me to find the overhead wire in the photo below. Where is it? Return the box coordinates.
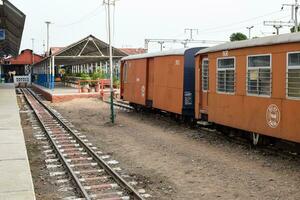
[163,10,288,41]
[198,10,283,33]
[55,6,104,28]
[198,15,291,35]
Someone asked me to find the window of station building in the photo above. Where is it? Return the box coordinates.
[287,52,300,98]
[202,59,209,91]
[217,57,235,93]
[247,55,271,96]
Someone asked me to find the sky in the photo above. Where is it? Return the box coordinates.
[9,0,297,53]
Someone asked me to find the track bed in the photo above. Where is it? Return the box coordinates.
[51,98,300,200]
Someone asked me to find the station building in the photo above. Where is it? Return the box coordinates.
[2,49,43,83]
[0,0,26,82]
[32,35,128,90]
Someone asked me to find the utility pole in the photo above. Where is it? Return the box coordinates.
[274,25,283,35]
[43,40,46,55]
[246,26,254,39]
[103,0,116,123]
[45,21,51,56]
[181,39,189,48]
[282,0,299,32]
[158,41,164,51]
[296,0,299,32]
[263,21,293,35]
[184,28,199,40]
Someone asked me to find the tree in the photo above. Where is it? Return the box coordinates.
[290,26,300,33]
[230,32,248,41]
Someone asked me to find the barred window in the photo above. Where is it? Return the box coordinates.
[247,55,271,96]
[287,52,300,98]
[217,58,235,93]
[202,59,209,91]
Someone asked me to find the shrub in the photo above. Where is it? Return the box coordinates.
[80,73,91,86]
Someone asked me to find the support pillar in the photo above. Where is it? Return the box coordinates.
[105,62,108,78]
[51,56,55,90]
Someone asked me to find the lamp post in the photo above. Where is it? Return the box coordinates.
[246,26,254,39]
[103,0,116,123]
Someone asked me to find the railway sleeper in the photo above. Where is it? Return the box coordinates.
[84,183,119,191]
[67,157,93,162]
[79,176,108,182]
[59,148,84,152]
[90,191,124,199]
[70,162,98,168]
[74,169,105,175]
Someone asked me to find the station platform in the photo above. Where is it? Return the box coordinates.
[0,84,36,200]
[32,83,101,103]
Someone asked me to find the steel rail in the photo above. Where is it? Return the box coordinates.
[103,100,134,110]
[26,88,144,200]
[21,88,91,200]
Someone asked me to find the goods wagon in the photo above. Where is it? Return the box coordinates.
[195,32,300,143]
[120,47,205,118]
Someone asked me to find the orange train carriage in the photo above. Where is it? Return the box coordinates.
[120,32,300,145]
[120,48,205,118]
[195,32,300,143]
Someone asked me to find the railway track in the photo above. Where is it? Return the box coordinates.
[104,99,134,111]
[21,88,145,200]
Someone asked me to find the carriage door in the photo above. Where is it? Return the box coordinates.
[146,58,154,107]
[200,58,209,118]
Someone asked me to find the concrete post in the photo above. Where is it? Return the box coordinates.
[51,56,55,90]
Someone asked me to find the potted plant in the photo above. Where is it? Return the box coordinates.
[113,75,120,89]
[80,73,91,93]
[92,70,105,92]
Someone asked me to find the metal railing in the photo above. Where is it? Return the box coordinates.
[14,75,31,85]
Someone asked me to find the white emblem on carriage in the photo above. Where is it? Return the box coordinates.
[266,104,280,128]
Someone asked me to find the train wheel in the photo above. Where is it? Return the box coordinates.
[252,132,260,146]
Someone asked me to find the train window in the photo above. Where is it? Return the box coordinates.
[247,55,271,96]
[217,58,235,93]
[287,52,300,98]
[202,59,209,91]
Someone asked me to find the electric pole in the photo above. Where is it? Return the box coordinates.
[263,21,293,35]
[43,40,46,55]
[103,0,116,123]
[274,25,283,35]
[246,26,254,39]
[296,0,299,32]
[45,21,51,56]
[282,0,299,32]
[184,28,199,40]
[158,41,164,51]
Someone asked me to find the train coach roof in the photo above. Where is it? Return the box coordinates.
[196,32,300,55]
[121,48,188,61]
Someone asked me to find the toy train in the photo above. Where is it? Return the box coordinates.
[120,32,300,144]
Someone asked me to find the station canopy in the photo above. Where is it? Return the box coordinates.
[49,35,128,66]
[0,0,25,57]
